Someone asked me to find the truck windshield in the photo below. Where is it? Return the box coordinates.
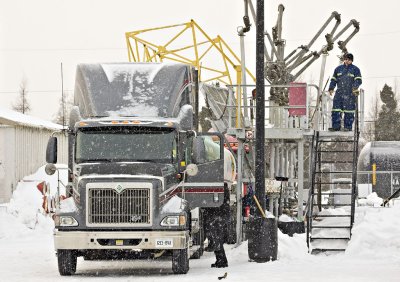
[75,127,177,163]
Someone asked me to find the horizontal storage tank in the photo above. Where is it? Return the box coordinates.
[358,141,400,198]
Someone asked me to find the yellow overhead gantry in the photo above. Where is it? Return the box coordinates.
[125,19,255,87]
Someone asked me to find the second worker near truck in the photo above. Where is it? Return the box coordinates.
[328,53,362,132]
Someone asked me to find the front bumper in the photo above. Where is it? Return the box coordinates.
[54,230,190,250]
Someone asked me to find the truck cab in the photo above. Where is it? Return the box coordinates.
[45,63,231,275]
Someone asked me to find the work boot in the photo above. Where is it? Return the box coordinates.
[328,127,340,132]
[211,249,228,268]
[343,128,352,132]
[211,261,228,268]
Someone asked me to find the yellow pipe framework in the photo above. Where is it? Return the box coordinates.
[125,20,256,128]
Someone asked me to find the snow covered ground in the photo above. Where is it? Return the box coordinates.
[1,166,400,281]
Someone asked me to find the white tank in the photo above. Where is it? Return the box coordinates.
[203,135,237,183]
[224,148,236,183]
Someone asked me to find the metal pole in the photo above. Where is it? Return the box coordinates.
[248,0,271,61]
[255,0,265,214]
[194,69,199,131]
[317,52,328,130]
[236,141,244,245]
[297,140,304,221]
[228,87,233,129]
[239,31,249,123]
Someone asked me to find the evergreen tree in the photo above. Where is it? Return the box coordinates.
[375,84,400,141]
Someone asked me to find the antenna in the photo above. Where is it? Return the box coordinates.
[61,62,65,127]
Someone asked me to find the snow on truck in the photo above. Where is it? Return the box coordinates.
[45,63,236,275]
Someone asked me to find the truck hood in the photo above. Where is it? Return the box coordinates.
[75,162,176,178]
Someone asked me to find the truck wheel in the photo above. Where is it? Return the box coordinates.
[172,248,189,274]
[57,250,77,276]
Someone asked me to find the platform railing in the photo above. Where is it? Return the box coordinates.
[227,83,319,131]
[226,84,364,132]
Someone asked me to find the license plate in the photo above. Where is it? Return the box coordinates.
[155,238,173,248]
[115,239,124,246]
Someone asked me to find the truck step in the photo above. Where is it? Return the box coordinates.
[311,248,346,253]
[310,237,350,240]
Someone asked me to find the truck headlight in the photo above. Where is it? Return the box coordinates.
[56,216,79,227]
[161,215,186,227]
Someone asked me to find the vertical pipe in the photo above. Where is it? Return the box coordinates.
[228,87,233,129]
[240,32,249,122]
[193,70,199,131]
[270,143,275,179]
[285,145,289,177]
[297,140,304,221]
[317,53,328,130]
[360,89,365,131]
[275,145,280,178]
[236,68,242,128]
[255,0,266,213]
[236,141,244,245]
[391,171,393,195]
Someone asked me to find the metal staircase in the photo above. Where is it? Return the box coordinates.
[307,107,360,253]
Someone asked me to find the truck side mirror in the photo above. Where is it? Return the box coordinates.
[46,137,58,164]
[191,136,206,164]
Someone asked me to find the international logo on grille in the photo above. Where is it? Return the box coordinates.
[114,184,124,193]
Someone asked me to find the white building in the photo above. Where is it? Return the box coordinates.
[0,108,68,203]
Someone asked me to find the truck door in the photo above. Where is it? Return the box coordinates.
[183,132,225,208]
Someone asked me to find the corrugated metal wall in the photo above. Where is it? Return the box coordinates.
[14,125,68,182]
[0,125,67,203]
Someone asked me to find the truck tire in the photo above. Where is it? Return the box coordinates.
[57,250,77,276]
[172,248,189,274]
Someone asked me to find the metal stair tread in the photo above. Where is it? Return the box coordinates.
[317,192,353,195]
[316,150,354,153]
[319,160,353,163]
[312,225,351,228]
[318,140,354,143]
[315,214,351,217]
[314,182,352,184]
[320,203,352,206]
[315,171,353,174]
[310,237,350,240]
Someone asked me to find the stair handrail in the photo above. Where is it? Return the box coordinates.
[350,95,360,231]
[306,131,319,249]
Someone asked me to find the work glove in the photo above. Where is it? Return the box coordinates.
[352,88,360,96]
[328,89,334,96]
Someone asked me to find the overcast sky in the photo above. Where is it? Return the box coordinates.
[1,0,399,120]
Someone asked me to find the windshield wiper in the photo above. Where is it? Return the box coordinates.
[132,159,155,162]
[78,159,114,163]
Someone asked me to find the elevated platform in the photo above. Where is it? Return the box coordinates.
[264,128,354,140]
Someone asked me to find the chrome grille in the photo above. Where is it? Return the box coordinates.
[87,186,151,226]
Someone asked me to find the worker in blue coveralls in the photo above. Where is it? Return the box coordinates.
[328,53,362,131]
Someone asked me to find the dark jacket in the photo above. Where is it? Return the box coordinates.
[329,63,362,95]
